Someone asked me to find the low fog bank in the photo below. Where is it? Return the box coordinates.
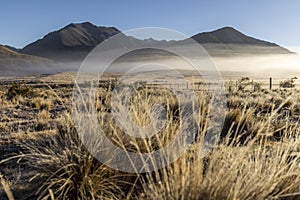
[212,54,300,79]
[2,51,299,80]
[71,53,300,79]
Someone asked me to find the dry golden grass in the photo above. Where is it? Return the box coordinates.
[0,174,14,200]
[33,98,51,111]
[1,75,300,199]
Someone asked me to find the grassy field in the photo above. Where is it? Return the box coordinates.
[0,72,300,200]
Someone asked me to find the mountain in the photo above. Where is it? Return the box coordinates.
[1,23,296,77]
[21,23,293,63]
[0,45,57,76]
[188,27,292,56]
[191,27,276,45]
[21,22,121,62]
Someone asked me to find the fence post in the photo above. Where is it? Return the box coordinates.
[269,77,272,90]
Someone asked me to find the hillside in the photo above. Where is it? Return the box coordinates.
[21,22,121,62]
[0,45,57,76]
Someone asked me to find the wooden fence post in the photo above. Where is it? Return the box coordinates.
[269,77,272,90]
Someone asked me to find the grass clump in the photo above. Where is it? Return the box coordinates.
[33,97,51,111]
[6,82,37,100]
[16,114,128,200]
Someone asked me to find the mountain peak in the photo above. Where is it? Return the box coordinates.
[211,26,245,35]
[64,22,96,29]
[21,22,120,61]
[191,26,278,47]
[212,26,237,32]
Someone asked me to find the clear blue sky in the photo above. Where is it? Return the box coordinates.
[1,0,300,50]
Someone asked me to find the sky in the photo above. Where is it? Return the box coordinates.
[1,0,300,52]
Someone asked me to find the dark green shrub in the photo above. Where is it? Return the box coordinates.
[280,77,297,88]
[6,82,37,100]
[253,82,262,92]
[237,77,251,90]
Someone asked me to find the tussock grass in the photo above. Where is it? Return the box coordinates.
[1,79,300,199]
[33,98,51,111]
[141,138,300,200]
[8,113,130,200]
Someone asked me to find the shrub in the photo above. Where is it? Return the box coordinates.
[225,81,235,93]
[237,77,251,91]
[6,82,37,100]
[280,77,297,88]
[253,82,262,92]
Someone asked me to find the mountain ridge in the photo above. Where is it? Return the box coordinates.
[19,23,293,61]
[0,22,295,76]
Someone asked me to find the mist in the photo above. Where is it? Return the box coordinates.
[5,45,297,81]
[211,54,300,79]
[70,49,300,80]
